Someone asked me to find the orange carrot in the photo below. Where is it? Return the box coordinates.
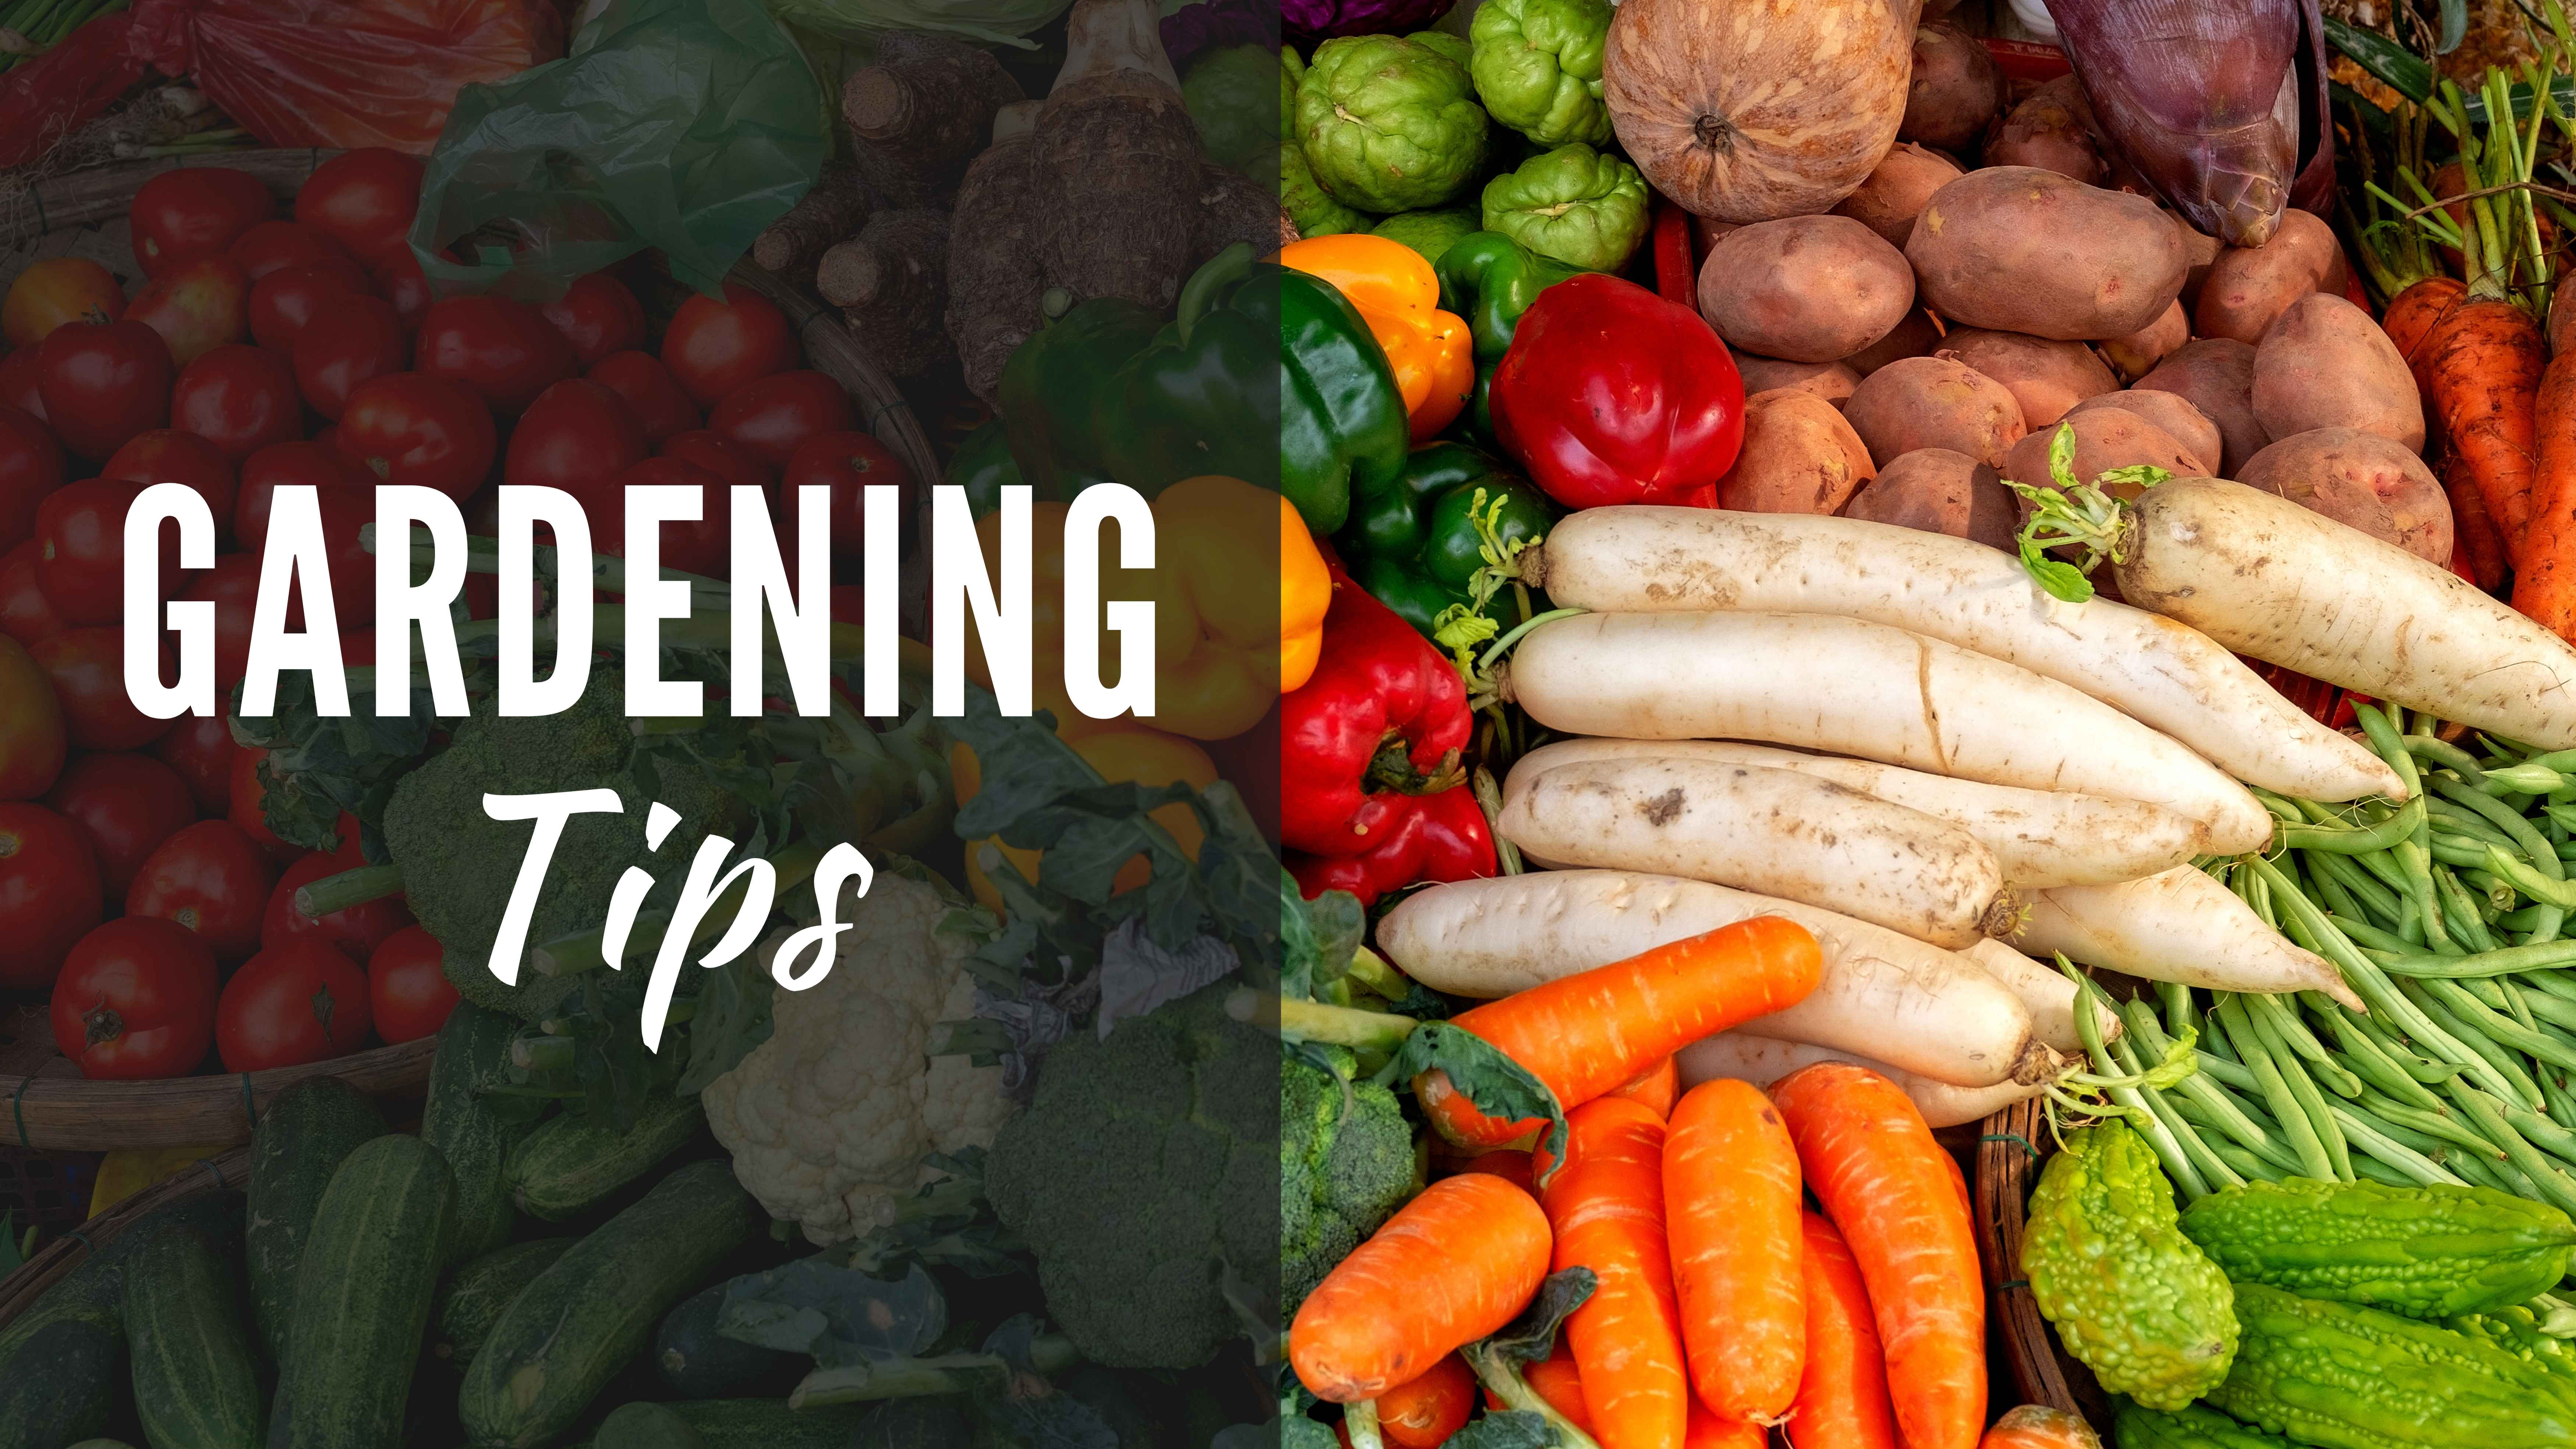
[1980,1405,2106,1448]
[2511,351,2576,639]
[1377,1355,1477,1448]
[1685,1404,1767,1449]
[1786,1211,1901,1449]
[2427,297,2549,561]
[1290,1174,1555,1403]
[1607,1055,1680,1118]
[1772,1062,1985,1449]
[1487,1341,1596,1432]
[2384,276,2467,409]
[2448,449,2513,591]
[1539,1097,1691,1449]
[1417,918,1822,1148]
[1664,1079,1804,1423]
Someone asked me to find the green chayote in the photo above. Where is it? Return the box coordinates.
[1279,143,1366,238]
[1470,0,1613,147]
[1281,46,1306,141]
[1407,29,1472,69]
[1370,207,1479,268]
[1183,44,1285,174]
[1480,143,1648,272]
[1296,34,1491,213]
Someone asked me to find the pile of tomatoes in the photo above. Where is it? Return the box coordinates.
[0,148,916,1083]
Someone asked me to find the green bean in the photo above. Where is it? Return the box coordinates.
[2120,1000,2298,1168]
[2170,1092,2305,1176]
[2490,847,2576,910]
[2308,866,2371,927]
[2219,997,2339,1181]
[2503,904,2557,934]
[2435,776,2569,880]
[2543,1070,2576,1134]
[2160,980,2200,1042]
[2450,1141,2522,1194]
[2282,798,2428,854]
[2405,978,2551,1106]
[2341,1004,2470,1086]
[2243,994,2352,1179]
[2521,970,2576,1005]
[2503,1100,2576,1169]
[2331,1102,2474,1187]
[2398,841,2458,953]
[2428,798,2525,848]
[2498,977,2544,1034]
[2253,786,2309,823]
[2247,992,2362,1097]
[2407,733,2490,782]
[2356,703,2424,791]
[2445,1081,2576,1217]
[2484,763,2570,797]
[2422,975,2576,1075]
[2333,913,2421,957]
[2109,1030,2246,1191]
[2516,988,2576,1035]
[2308,850,2407,924]
[2205,1138,2282,1184]
[2073,971,2209,1198]
[2349,1155,2420,1187]
[2436,866,2501,952]
[2351,1085,2504,1158]
[2324,1012,2447,1109]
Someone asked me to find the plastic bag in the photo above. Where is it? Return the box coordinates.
[0,16,144,170]
[410,0,828,300]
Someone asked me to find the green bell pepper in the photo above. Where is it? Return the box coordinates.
[947,416,1025,519]
[1338,441,1558,640]
[1433,231,1582,446]
[993,294,1163,502]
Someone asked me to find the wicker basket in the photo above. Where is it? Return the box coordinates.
[1975,1096,2113,1427]
[0,1144,248,1331]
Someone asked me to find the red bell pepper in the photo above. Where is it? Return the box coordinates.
[1290,785,1496,906]
[1280,572,1480,867]
[1489,272,1745,510]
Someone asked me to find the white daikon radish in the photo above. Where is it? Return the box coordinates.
[1524,506,2402,801]
[1504,737,2205,888]
[2011,866,2363,1009]
[1495,756,2014,947]
[1377,870,2057,1087]
[1499,610,2274,852]
[1674,1032,2050,1128]
[1959,938,2116,1056]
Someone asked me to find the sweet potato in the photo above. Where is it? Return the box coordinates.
[1844,309,1942,377]
[1843,447,2018,549]
[2193,208,2347,346]
[1938,328,2117,429]
[1717,389,1878,513]
[2098,300,2188,382]
[1699,216,1917,363]
[2000,405,2209,493]
[1737,356,1862,407]
[2251,293,2426,452]
[1906,167,2188,341]
[2063,390,2222,476]
[2175,216,2223,314]
[1832,142,1963,250]
[1842,355,2026,468]
[1984,77,2107,184]
[2134,337,2265,474]
[2233,426,2454,565]
[1899,21,2003,152]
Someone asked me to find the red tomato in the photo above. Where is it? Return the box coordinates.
[285,485,376,632]
[154,704,239,815]
[580,456,733,578]
[712,371,854,472]
[778,430,913,556]
[538,272,646,367]
[125,255,250,367]
[217,937,371,1071]
[264,848,411,959]
[227,747,293,860]
[368,925,458,1043]
[369,248,433,332]
[417,296,575,416]
[189,553,260,685]
[50,916,219,1078]
[127,817,273,961]
[130,167,275,277]
[0,403,65,553]
[172,344,303,463]
[588,351,700,444]
[662,429,771,490]
[662,283,795,406]
[33,627,170,751]
[36,320,173,460]
[226,220,351,282]
[2,257,123,349]
[0,801,105,988]
[0,633,65,801]
[292,296,408,421]
[45,751,196,896]
[247,258,373,354]
[337,373,498,502]
[294,149,423,263]
[102,430,238,546]
[505,378,647,495]
[0,348,46,418]
[36,480,175,628]
[0,540,63,647]
[235,440,371,553]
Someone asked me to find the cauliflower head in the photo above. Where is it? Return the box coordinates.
[702,871,1011,1244]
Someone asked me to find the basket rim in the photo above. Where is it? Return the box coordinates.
[0,1143,250,1332]
[1977,1096,2118,1430]
[0,1037,434,1153]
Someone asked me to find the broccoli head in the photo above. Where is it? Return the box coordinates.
[1281,1045,1416,1317]
[983,981,1281,1370]
[381,668,743,1021]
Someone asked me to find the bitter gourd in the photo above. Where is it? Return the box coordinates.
[2180,1176,2576,1318]
[2448,1305,2576,1387]
[2112,1400,2296,1448]
[2211,1281,2576,1448]
[2022,1119,2238,1410]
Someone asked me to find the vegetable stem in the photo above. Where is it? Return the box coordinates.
[293,863,406,920]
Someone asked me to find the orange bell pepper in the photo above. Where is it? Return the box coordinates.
[1282,491,1330,692]
[1277,234,1475,442]
[952,724,1218,913]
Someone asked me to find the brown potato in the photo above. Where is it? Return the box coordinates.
[2251,293,2426,452]
[1736,355,1862,407]
[1843,308,1943,376]
[2234,426,2454,565]
[2099,300,2189,382]
[1698,215,1917,363]
[2001,406,2210,492]
[1716,388,1879,513]
[1900,22,2004,152]
[1843,355,2026,467]
[1906,167,2188,341]
[2133,337,2265,474]
[1984,77,2107,184]
[1832,142,1964,250]
[1843,446,2019,550]
[2194,208,2347,345]
[2064,390,2223,476]
[1938,328,2117,428]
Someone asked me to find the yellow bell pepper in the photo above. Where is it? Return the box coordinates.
[90,1145,227,1218]
[952,725,1219,913]
[1276,233,1475,442]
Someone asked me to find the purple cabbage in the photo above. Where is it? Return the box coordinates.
[1163,0,1280,70]
[1282,0,1453,51]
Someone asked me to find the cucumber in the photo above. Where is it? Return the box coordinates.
[459,1159,756,1449]
[124,1224,261,1449]
[422,1001,534,1265]
[431,1237,573,1369]
[570,1400,874,1449]
[246,1075,386,1366]
[270,1134,456,1449]
[504,1093,704,1221]
[594,1402,708,1449]
[652,1281,797,1398]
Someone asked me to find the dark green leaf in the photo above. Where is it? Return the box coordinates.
[2435,0,2466,54]
[676,951,774,1096]
[2325,15,2433,104]
[1483,1268,1597,1367]
[1281,870,1365,1001]
[1376,1024,1570,1180]
[2019,538,2098,604]
[1447,1412,1561,1449]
